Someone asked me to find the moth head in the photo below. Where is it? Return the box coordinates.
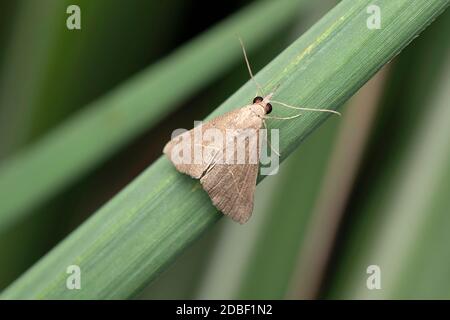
[252,96,272,114]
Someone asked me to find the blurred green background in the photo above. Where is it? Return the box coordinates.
[0,0,449,299]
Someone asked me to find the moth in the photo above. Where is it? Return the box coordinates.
[164,38,339,224]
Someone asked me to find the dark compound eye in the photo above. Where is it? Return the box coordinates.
[253,96,263,103]
[265,103,272,114]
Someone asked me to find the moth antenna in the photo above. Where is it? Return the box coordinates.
[262,119,281,156]
[264,114,302,120]
[238,36,265,97]
[270,100,341,116]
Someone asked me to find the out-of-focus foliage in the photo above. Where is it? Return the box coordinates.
[325,8,450,299]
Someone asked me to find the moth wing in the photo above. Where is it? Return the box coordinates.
[163,106,261,179]
[163,128,205,179]
[164,105,264,223]
[201,108,263,223]
[200,162,259,224]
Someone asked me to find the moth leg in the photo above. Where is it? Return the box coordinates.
[262,119,281,157]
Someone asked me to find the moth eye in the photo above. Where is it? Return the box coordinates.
[253,96,263,103]
[265,103,272,114]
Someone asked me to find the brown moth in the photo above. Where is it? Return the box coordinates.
[163,94,274,224]
[163,38,340,224]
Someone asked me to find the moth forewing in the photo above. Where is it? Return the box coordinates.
[163,103,265,223]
